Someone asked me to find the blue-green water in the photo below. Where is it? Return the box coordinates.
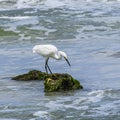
[0,0,120,120]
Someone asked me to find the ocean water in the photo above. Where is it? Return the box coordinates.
[0,0,120,119]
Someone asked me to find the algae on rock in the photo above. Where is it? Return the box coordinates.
[44,73,83,92]
[12,70,47,81]
[12,70,83,92]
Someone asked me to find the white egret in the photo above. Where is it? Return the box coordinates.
[33,44,71,74]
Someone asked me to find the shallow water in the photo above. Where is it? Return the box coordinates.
[0,0,120,120]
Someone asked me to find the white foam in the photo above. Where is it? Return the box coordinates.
[86,0,118,2]
[0,0,6,1]
[0,0,120,10]
[0,118,19,120]
[44,0,65,8]
[15,0,40,9]
[91,99,120,116]
[0,16,31,20]
[33,111,50,119]
[71,90,106,107]
[88,89,105,96]
[45,100,64,111]
[87,90,105,102]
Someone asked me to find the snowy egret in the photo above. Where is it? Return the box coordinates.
[33,44,71,74]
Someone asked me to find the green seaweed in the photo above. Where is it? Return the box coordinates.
[12,70,46,81]
[0,28,18,36]
[44,73,83,92]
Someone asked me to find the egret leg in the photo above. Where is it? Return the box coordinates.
[45,63,48,74]
[45,58,49,74]
[47,64,52,74]
[45,58,52,74]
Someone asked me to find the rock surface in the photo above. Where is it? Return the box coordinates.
[44,73,83,92]
[12,70,83,92]
[12,70,47,81]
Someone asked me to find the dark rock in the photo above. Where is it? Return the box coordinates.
[44,73,83,92]
[12,70,47,81]
[12,70,83,92]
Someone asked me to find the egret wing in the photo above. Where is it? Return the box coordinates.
[33,45,58,58]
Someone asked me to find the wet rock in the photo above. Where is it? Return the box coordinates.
[44,73,83,92]
[12,70,47,81]
[12,70,83,92]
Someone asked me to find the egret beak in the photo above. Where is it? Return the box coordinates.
[64,57,71,67]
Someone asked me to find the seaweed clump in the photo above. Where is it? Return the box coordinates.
[44,73,83,92]
[12,70,83,92]
[12,70,47,81]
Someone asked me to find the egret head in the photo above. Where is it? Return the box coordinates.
[59,51,71,67]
